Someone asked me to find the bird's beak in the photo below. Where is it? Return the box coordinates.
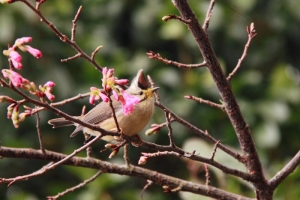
[151,87,159,92]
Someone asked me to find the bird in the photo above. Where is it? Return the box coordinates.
[48,69,159,142]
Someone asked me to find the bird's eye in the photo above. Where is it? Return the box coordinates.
[138,91,143,95]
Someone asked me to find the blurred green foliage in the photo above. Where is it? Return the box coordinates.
[0,0,299,199]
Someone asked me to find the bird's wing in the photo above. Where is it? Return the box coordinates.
[70,99,122,137]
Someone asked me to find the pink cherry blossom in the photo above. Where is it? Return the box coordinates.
[99,92,109,102]
[41,81,55,101]
[115,79,129,85]
[112,90,119,101]
[45,91,55,101]
[9,50,23,70]
[102,67,108,77]
[107,68,114,78]
[15,37,32,45]
[89,87,109,104]
[89,94,96,105]
[23,45,42,58]
[1,69,29,88]
[11,59,23,70]
[44,81,55,89]
[120,90,140,116]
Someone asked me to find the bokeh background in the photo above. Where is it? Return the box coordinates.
[0,0,300,200]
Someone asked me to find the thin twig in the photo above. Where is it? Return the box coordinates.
[36,111,46,154]
[84,133,93,158]
[35,0,46,10]
[162,14,191,24]
[123,144,130,168]
[91,46,103,61]
[205,164,211,186]
[269,150,300,189]
[0,134,102,185]
[184,95,225,110]
[71,6,82,42]
[47,170,102,200]
[147,51,206,68]
[202,0,216,31]
[165,112,175,147]
[61,53,81,62]
[155,101,243,162]
[139,148,252,182]
[227,23,257,81]
[108,94,121,133]
[210,140,220,160]
[30,93,90,115]
[141,180,153,200]
[20,0,102,72]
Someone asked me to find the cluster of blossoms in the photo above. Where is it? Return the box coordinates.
[89,67,140,116]
[3,37,42,70]
[1,37,55,128]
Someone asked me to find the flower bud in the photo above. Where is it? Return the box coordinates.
[104,144,117,149]
[9,50,23,70]
[162,16,171,22]
[0,0,13,4]
[19,112,30,122]
[89,94,96,105]
[138,156,148,165]
[102,67,108,78]
[45,91,55,101]
[12,105,20,128]
[112,90,119,101]
[0,96,16,103]
[107,68,114,78]
[99,92,109,102]
[44,81,55,88]
[23,45,42,58]
[15,37,32,45]
[7,104,15,119]
[108,149,118,159]
[115,79,129,85]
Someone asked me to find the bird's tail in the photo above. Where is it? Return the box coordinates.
[48,118,74,128]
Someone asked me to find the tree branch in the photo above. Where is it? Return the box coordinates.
[269,150,300,189]
[171,0,268,198]
[0,146,252,200]
[19,0,102,72]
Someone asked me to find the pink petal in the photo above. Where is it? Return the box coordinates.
[2,69,27,88]
[102,67,108,76]
[107,68,114,78]
[112,90,119,101]
[115,79,129,85]
[9,50,22,62]
[99,92,109,102]
[11,59,23,70]
[90,87,98,92]
[120,91,140,116]
[15,37,32,45]
[25,45,42,58]
[89,94,95,105]
[45,91,55,101]
[44,81,55,88]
